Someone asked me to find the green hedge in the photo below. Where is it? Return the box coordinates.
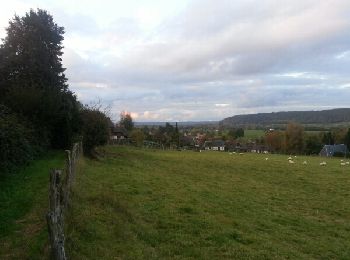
[0,105,43,174]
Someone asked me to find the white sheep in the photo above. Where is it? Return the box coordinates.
[288,160,295,164]
[341,162,346,166]
[265,158,269,161]
[346,162,350,165]
[320,162,327,166]
[239,153,244,155]
[303,161,307,165]
[288,156,292,160]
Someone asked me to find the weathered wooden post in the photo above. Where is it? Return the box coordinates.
[46,170,67,260]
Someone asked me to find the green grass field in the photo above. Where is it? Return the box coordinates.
[0,152,65,259]
[244,129,265,139]
[66,146,350,259]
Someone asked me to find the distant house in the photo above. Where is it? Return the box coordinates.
[251,145,270,154]
[204,140,225,151]
[204,141,212,150]
[110,126,128,140]
[212,140,225,151]
[319,144,349,157]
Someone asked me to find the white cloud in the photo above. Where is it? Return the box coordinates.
[1,0,350,121]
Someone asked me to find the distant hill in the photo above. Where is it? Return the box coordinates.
[220,108,350,127]
[135,121,218,127]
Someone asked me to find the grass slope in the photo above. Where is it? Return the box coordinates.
[0,152,65,259]
[67,146,350,259]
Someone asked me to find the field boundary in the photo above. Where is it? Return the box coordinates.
[46,141,82,260]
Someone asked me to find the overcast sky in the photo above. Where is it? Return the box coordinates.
[1,0,350,122]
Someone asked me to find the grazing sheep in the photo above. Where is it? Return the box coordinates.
[265,158,269,161]
[288,160,295,164]
[303,161,307,165]
[320,162,327,166]
[239,153,244,155]
[288,156,293,160]
[341,162,346,166]
[346,162,350,165]
[341,159,344,162]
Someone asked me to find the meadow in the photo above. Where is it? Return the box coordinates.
[66,146,350,259]
[0,152,65,259]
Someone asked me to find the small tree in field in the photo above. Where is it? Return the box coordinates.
[80,107,110,156]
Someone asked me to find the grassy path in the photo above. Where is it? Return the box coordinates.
[0,152,65,259]
[67,146,350,259]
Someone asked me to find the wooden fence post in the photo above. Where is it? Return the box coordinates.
[46,170,67,260]
[47,142,82,259]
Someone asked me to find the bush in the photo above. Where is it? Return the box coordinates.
[80,107,110,156]
[0,105,42,174]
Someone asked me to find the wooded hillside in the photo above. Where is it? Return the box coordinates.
[221,108,350,127]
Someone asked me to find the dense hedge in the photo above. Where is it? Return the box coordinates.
[0,105,45,174]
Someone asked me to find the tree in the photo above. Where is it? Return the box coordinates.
[119,111,134,132]
[130,129,145,146]
[265,130,284,153]
[0,9,67,93]
[0,9,80,149]
[344,128,350,150]
[80,106,110,156]
[304,134,323,155]
[322,131,335,145]
[285,122,304,154]
[228,128,244,140]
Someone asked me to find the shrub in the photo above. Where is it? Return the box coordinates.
[80,107,110,156]
[0,105,42,174]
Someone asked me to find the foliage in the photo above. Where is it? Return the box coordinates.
[80,107,110,155]
[228,128,244,140]
[345,128,350,150]
[119,111,134,132]
[66,146,350,259]
[285,122,305,154]
[130,129,145,146]
[0,105,44,174]
[221,108,350,127]
[322,131,335,145]
[304,134,323,155]
[265,130,285,153]
[0,9,80,149]
[153,122,180,147]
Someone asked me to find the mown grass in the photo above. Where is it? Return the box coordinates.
[67,146,350,259]
[0,152,65,259]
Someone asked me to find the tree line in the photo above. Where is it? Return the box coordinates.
[221,108,350,126]
[0,9,111,174]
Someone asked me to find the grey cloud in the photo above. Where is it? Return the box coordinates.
[57,0,350,121]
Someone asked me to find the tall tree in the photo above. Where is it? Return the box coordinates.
[0,9,67,93]
[0,9,80,148]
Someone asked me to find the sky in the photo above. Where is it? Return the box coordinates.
[1,0,350,122]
